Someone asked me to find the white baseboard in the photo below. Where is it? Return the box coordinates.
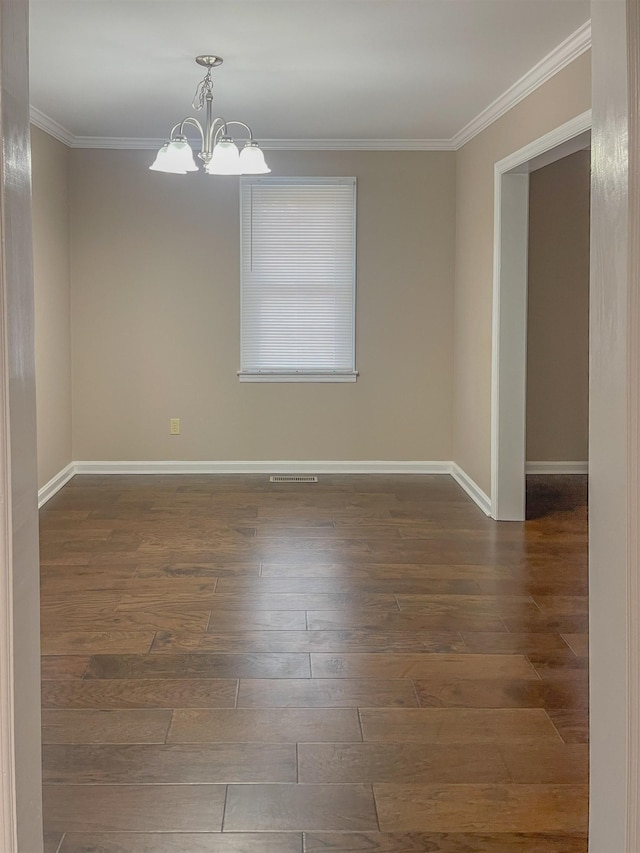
[73,460,452,476]
[38,460,493,517]
[37,462,75,508]
[526,461,589,474]
[450,463,492,516]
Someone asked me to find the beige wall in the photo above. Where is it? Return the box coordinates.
[453,52,591,494]
[526,149,590,462]
[69,149,456,462]
[34,54,591,475]
[32,125,72,487]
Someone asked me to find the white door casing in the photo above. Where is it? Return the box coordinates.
[0,0,44,849]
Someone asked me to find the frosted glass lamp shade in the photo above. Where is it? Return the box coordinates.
[149,145,184,173]
[239,142,271,174]
[206,138,242,175]
[150,141,199,174]
[165,140,199,172]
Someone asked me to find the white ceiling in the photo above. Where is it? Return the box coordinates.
[29,0,590,144]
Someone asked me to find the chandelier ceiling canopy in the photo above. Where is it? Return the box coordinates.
[150,55,270,177]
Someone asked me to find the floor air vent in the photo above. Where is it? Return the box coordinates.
[270,475,318,483]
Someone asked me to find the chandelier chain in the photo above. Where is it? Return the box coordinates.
[192,68,214,112]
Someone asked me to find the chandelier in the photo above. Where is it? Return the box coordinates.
[150,55,270,176]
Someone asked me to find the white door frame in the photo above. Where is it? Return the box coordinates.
[0,368,18,853]
[491,109,592,521]
[0,0,44,848]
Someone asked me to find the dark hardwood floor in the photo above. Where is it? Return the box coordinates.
[39,474,589,853]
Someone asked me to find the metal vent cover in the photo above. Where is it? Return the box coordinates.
[269,475,318,483]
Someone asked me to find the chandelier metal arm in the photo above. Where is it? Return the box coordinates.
[210,119,254,149]
[170,117,204,142]
[171,116,220,162]
[205,117,228,154]
[172,116,252,159]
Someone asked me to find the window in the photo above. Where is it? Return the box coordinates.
[239,176,357,382]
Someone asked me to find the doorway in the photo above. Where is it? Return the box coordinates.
[490,110,591,521]
[525,148,590,520]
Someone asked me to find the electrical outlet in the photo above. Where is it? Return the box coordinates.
[169,418,180,435]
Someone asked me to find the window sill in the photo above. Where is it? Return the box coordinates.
[238,371,358,383]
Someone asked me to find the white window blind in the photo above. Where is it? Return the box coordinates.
[239,176,357,382]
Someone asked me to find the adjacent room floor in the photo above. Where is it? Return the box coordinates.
[39,474,589,853]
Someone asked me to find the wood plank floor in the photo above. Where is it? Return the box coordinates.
[40,473,589,853]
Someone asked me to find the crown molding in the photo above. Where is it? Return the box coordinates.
[61,135,455,152]
[29,106,75,146]
[259,139,455,151]
[452,20,591,150]
[70,136,165,150]
[29,21,591,154]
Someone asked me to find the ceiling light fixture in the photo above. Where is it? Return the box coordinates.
[150,55,270,177]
